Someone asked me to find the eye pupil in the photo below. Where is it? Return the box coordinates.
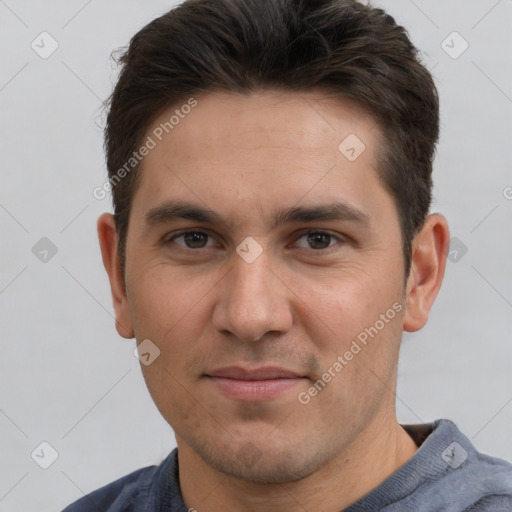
[184,232,208,248]
[307,232,331,250]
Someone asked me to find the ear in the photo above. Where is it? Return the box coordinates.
[97,213,134,339]
[403,213,450,332]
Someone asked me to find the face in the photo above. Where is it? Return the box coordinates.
[119,91,409,483]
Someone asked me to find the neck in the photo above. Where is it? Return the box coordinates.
[177,411,418,512]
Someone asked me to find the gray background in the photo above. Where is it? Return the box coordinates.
[1,1,511,511]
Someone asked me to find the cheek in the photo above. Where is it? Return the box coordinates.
[290,266,401,342]
[290,264,404,404]
[130,268,218,427]
[128,263,214,332]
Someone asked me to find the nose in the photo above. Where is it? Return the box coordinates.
[212,249,293,343]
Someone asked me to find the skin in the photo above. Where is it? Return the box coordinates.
[98,90,449,512]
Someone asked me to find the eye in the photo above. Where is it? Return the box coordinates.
[170,231,215,249]
[295,231,340,250]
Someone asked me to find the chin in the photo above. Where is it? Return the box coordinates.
[190,435,333,484]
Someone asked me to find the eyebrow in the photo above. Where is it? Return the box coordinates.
[273,202,370,228]
[145,201,223,226]
[144,200,371,229]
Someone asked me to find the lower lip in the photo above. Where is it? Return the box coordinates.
[206,376,306,401]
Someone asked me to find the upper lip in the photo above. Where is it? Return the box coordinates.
[206,366,303,380]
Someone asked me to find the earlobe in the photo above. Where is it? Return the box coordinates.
[97,213,135,339]
[403,214,450,333]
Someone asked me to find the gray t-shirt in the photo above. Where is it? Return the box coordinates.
[62,419,512,511]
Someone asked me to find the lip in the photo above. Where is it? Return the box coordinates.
[207,366,303,380]
[205,366,307,402]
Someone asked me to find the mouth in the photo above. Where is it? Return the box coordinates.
[204,366,308,402]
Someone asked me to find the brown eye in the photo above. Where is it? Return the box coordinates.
[305,232,334,250]
[172,231,212,249]
[183,232,208,248]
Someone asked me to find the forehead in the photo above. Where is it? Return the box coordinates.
[152,90,380,160]
[131,90,390,226]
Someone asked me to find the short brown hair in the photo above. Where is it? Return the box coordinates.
[105,0,439,277]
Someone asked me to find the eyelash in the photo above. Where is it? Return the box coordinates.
[165,229,345,252]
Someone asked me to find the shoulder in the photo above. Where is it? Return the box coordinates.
[61,452,174,512]
[465,494,512,511]
[462,449,512,510]
[443,419,512,493]
[405,419,512,510]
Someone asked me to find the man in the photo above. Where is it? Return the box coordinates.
[64,0,512,510]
